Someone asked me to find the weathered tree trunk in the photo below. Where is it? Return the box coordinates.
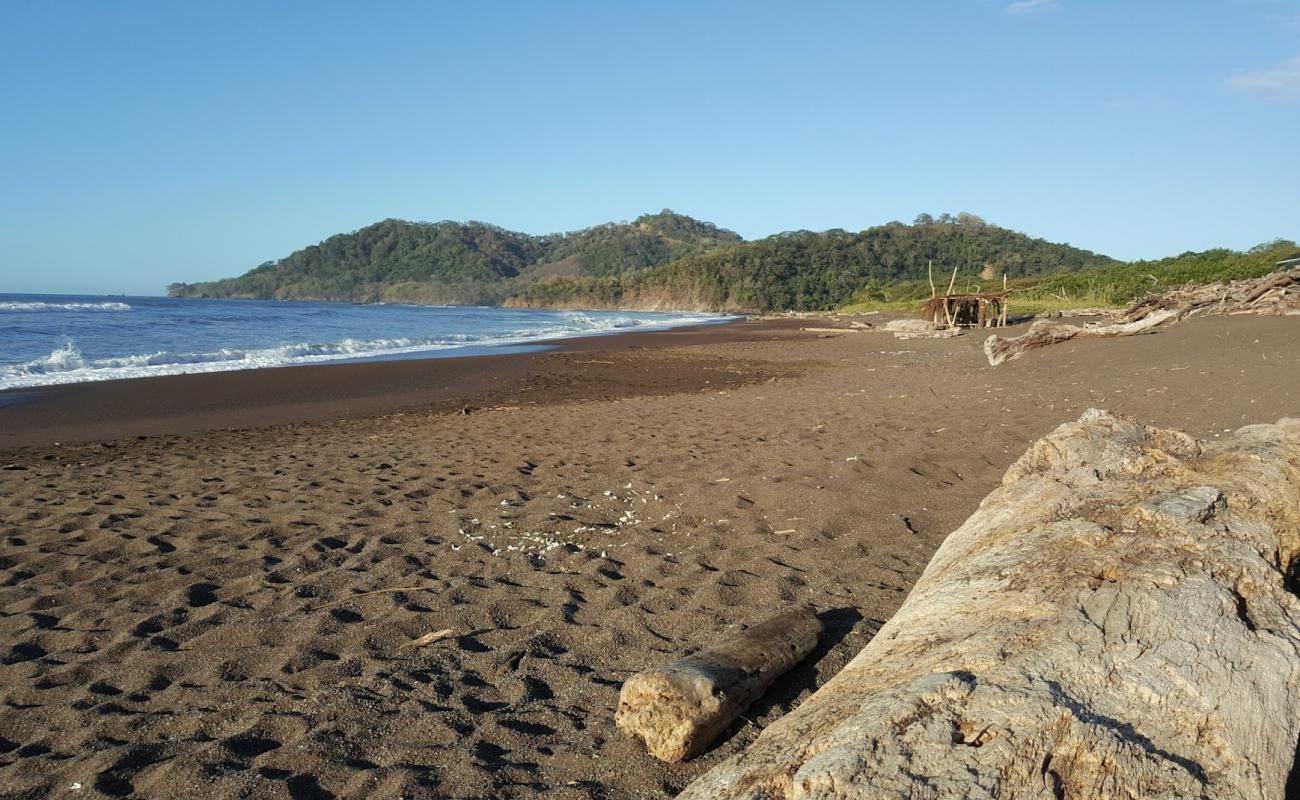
[983,309,1178,366]
[617,607,823,762]
[679,410,1300,800]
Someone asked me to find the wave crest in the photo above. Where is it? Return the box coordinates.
[0,310,732,389]
[0,301,132,312]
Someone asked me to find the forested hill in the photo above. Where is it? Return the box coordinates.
[167,211,743,305]
[169,212,1114,310]
[507,214,1116,312]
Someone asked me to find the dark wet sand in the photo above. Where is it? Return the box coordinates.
[0,322,769,449]
[0,314,1296,799]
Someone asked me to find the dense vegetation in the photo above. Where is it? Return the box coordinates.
[840,238,1299,315]
[168,210,743,304]
[507,214,1115,312]
[172,210,1292,314]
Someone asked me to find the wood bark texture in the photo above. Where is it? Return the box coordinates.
[678,409,1300,800]
[617,607,823,762]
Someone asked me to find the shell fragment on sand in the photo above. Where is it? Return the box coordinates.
[616,607,823,762]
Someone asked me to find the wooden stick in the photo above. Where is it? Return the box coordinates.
[928,260,936,298]
[945,265,958,296]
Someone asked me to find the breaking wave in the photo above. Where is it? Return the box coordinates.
[0,301,132,312]
[0,311,728,390]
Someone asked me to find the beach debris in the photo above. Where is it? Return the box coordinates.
[882,319,963,340]
[799,326,864,334]
[677,410,1300,799]
[407,628,455,647]
[985,268,1299,365]
[983,308,1178,366]
[616,607,823,762]
[1119,265,1299,322]
[1048,306,1119,318]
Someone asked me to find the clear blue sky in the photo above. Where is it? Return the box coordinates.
[2,1,1297,295]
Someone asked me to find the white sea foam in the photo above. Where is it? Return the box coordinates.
[0,312,730,390]
[0,301,132,312]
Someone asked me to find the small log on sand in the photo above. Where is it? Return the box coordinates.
[982,308,1177,366]
[679,410,1300,800]
[616,607,823,762]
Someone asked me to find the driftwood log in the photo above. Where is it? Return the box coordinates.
[679,410,1300,800]
[883,319,964,340]
[616,607,823,762]
[983,309,1178,366]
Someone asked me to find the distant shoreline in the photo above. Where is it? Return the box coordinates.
[0,294,737,393]
[0,316,763,449]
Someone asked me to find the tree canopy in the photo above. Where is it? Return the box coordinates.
[170,211,1120,311]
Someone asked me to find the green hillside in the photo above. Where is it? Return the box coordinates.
[172,211,1288,315]
[507,214,1116,312]
[167,211,743,305]
[839,239,1298,315]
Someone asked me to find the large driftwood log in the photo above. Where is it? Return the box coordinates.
[679,410,1300,800]
[617,607,823,762]
[983,309,1178,366]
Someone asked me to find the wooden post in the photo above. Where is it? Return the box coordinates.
[928,260,936,299]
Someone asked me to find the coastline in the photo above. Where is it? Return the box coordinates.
[0,314,1296,799]
[0,317,767,449]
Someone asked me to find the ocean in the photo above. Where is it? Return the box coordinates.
[0,294,731,390]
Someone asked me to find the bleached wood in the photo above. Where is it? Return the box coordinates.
[679,410,1300,800]
[616,607,822,762]
[982,309,1178,366]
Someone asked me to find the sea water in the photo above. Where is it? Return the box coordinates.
[0,294,732,390]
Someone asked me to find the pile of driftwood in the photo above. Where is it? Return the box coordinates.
[985,267,1299,366]
[1119,266,1299,323]
[676,410,1300,800]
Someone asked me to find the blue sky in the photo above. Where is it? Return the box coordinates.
[2,1,1298,295]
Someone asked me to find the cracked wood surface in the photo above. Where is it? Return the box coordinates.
[678,409,1300,800]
